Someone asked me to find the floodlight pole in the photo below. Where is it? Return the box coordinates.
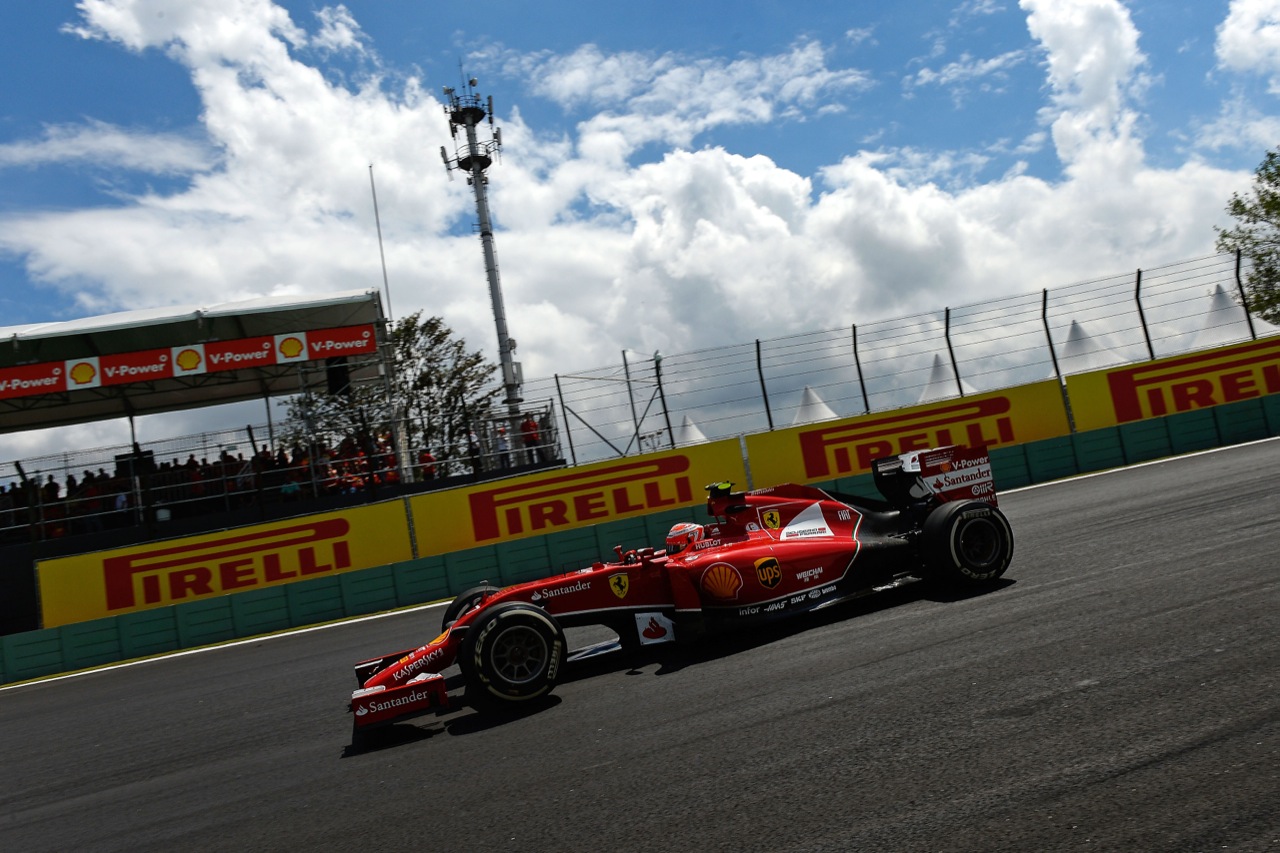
[441,78,522,421]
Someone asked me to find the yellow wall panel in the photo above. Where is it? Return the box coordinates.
[37,502,413,628]
[745,380,1071,485]
[1066,337,1280,431]
[409,439,747,555]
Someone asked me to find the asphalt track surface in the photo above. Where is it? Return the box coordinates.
[2,441,1278,853]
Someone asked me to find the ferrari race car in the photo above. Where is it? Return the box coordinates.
[348,445,1013,738]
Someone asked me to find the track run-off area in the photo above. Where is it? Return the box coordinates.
[1,440,1277,852]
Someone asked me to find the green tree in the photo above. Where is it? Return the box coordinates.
[390,311,499,471]
[282,312,498,477]
[1216,147,1280,323]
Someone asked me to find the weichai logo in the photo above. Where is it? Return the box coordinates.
[467,456,694,541]
[1104,338,1280,423]
[797,397,1016,479]
[102,519,352,611]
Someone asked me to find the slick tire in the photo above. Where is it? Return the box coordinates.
[922,500,1014,586]
[441,584,501,632]
[460,602,566,713]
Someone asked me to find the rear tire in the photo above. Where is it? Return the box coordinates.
[922,500,1014,586]
[459,603,566,713]
[441,584,500,631]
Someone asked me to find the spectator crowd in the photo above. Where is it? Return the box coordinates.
[1,411,559,543]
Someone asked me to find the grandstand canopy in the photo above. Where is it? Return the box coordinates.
[0,291,387,435]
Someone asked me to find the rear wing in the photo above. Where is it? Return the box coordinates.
[872,445,997,507]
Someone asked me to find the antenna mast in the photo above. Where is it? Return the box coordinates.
[441,77,522,418]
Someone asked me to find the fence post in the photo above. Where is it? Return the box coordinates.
[851,325,870,414]
[1135,268,1155,360]
[944,307,964,397]
[654,354,675,449]
[1235,249,1258,341]
[554,374,577,466]
[755,340,774,431]
[1041,289,1063,380]
[621,350,641,443]
[1042,289,1077,433]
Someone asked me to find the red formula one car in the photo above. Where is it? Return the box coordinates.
[348,445,1013,739]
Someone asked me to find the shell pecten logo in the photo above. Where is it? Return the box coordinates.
[69,361,97,385]
[278,336,304,359]
[175,348,202,371]
[701,562,743,600]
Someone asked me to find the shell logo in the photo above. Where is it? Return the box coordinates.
[175,348,202,371]
[701,563,743,600]
[69,362,97,385]
[278,336,304,359]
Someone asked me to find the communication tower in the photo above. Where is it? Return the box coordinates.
[440,77,522,417]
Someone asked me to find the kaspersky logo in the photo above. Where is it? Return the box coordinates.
[467,456,694,541]
[102,519,351,611]
[797,397,1015,479]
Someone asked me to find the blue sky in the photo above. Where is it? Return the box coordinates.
[1,0,1279,457]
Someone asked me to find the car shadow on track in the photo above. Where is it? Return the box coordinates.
[641,577,1014,676]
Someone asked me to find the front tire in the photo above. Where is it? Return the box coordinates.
[921,500,1014,586]
[459,603,566,713]
[441,584,501,631]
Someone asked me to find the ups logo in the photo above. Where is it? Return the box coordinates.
[755,557,782,589]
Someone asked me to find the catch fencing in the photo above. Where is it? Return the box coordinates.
[0,251,1269,543]
[540,252,1266,465]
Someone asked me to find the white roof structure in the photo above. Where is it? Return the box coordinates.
[1190,284,1254,350]
[1057,320,1128,376]
[676,415,708,445]
[917,354,978,404]
[791,386,838,426]
[0,290,378,342]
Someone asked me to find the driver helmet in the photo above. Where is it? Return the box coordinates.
[665,522,705,555]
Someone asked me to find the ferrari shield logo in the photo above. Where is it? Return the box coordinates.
[763,510,781,530]
[609,572,629,599]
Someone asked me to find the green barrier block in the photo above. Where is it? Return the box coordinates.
[1166,408,1220,454]
[59,618,123,670]
[443,546,501,592]
[1071,427,1127,475]
[832,473,878,499]
[175,597,237,648]
[1025,436,1079,484]
[644,508,700,543]
[1263,394,1280,436]
[392,556,450,606]
[1215,398,1270,445]
[1119,419,1172,464]
[545,528,602,575]
[230,586,292,637]
[285,576,345,625]
[493,537,552,586]
[340,565,399,617]
[117,608,180,659]
[595,516,653,557]
[990,445,1031,490]
[2,628,64,683]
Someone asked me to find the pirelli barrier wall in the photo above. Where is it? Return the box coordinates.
[5,337,1280,683]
